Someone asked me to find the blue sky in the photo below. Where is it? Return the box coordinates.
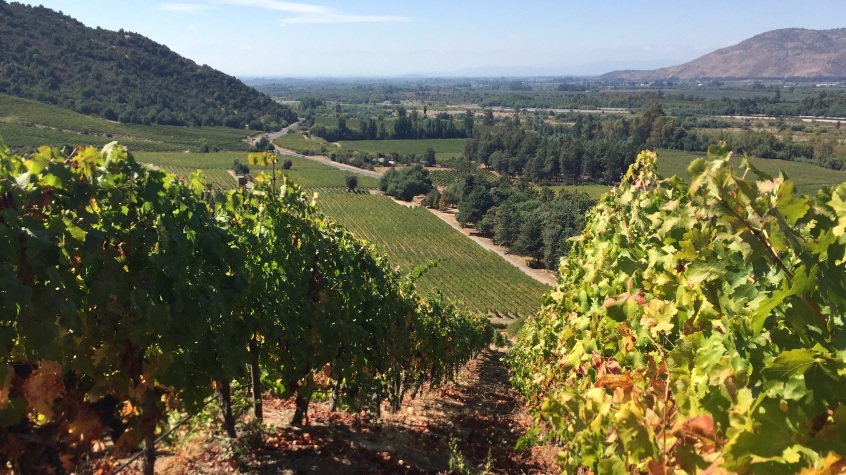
[25,1,846,77]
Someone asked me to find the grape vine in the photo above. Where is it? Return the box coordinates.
[509,146,846,474]
[0,142,496,474]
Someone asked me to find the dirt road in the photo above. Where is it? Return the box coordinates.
[387,196,557,287]
[275,146,383,179]
[427,207,558,287]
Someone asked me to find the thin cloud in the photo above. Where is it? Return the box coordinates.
[157,3,209,13]
[215,0,411,25]
[282,13,411,25]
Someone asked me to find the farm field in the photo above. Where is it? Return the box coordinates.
[135,152,379,190]
[548,183,612,200]
[315,189,549,317]
[0,93,251,152]
[275,133,467,164]
[655,148,846,195]
[273,132,332,154]
[340,138,466,162]
[428,168,498,187]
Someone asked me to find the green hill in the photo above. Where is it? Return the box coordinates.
[0,1,295,130]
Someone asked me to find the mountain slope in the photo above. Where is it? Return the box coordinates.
[601,28,846,81]
[0,1,295,129]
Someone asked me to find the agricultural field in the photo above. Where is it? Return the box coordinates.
[0,93,251,152]
[135,152,380,190]
[315,189,549,318]
[428,168,498,187]
[273,132,332,154]
[339,138,467,163]
[655,148,846,195]
[275,132,467,164]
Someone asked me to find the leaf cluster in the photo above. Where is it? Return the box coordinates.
[509,148,846,473]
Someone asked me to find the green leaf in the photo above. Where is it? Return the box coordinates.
[752,265,817,334]
[762,348,818,380]
[774,178,809,226]
[598,455,626,475]
[615,404,656,461]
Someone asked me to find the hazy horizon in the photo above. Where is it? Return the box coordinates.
[22,0,846,78]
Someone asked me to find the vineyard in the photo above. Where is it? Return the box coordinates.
[135,152,380,190]
[136,151,545,317]
[314,189,549,317]
[428,167,498,187]
[510,147,846,473]
[338,138,467,163]
[656,148,846,195]
[0,93,251,153]
[0,143,496,474]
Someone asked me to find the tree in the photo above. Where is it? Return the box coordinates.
[513,211,544,265]
[232,159,250,175]
[378,165,433,201]
[299,97,323,110]
[345,174,358,193]
[424,188,440,208]
[456,185,493,227]
[282,159,293,170]
[423,148,436,166]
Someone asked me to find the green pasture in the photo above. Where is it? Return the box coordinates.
[273,133,331,153]
[549,184,612,200]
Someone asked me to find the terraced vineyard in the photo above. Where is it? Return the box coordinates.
[315,189,550,318]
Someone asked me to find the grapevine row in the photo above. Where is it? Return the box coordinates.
[510,147,846,473]
[0,142,496,474]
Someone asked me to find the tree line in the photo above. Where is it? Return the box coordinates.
[307,107,474,142]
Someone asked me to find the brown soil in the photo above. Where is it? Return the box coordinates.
[121,350,557,474]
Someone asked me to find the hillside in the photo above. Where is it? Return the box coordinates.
[601,28,846,81]
[0,1,295,129]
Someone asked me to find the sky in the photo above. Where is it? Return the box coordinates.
[21,1,846,78]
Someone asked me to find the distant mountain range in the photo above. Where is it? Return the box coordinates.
[0,1,295,129]
[600,28,846,81]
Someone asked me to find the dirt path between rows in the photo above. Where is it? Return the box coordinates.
[145,349,556,474]
[386,196,557,288]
